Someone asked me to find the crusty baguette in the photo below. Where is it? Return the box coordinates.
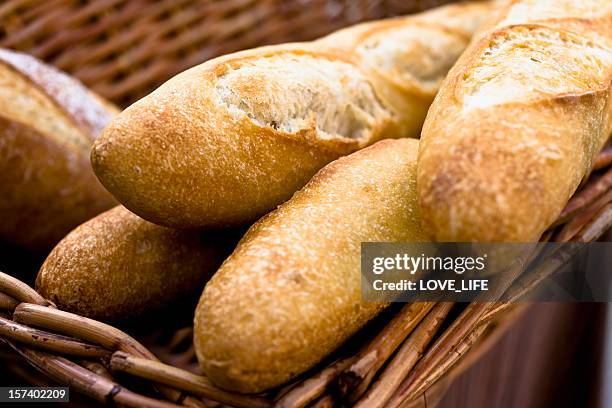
[417,0,612,242]
[316,1,491,96]
[0,48,118,251]
[194,139,427,393]
[36,206,234,321]
[91,1,492,230]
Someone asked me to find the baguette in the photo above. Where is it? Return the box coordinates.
[0,48,118,251]
[194,139,427,393]
[316,1,491,96]
[36,206,234,321]
[91,1,492,230]
[418,0,612,242]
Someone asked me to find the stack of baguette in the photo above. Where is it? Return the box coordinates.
[39,1,491,322]
[22,0,611,399]
[90,1,491,230]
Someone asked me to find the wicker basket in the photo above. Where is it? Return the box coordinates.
[0,1,611,407]
[0,0,454,107]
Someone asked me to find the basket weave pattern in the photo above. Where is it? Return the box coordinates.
[0,0,453,107]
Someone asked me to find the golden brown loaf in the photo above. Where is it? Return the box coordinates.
[0,48,118,251]
[194,139,427,393]
[91,1,492,230]
[418,0,612,242]
[36,206,235,321]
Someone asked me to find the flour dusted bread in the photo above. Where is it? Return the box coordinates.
[418,0,612,242]
[91,1,491,229]
[194,139,427,393]
[36,206,234,321]
[0,49,117,251]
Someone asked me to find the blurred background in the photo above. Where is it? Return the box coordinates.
[0,0,454,108]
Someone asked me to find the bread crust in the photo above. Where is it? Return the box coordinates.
[0,49,118,251]
[317,1,491,96]
[36,206,234,321]
[194,139,427,393]
[92,2,492,229]
[0,49,117,140]
[418,0,612,242]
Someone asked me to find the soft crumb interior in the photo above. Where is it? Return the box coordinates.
[215,54,391,140]
[0,63,88,151]
[356,25,468,93]
[462,25,612,109]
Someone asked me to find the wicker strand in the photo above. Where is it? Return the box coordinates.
[7,302,210,407]
[0,292,18,310]
[12,303,157,356]
[4,339,183,408]
[275,357,357,408]
[558,166,612,222]
[337,302,436,402]
[354,303,454,408]
[110,352,271,408]
[0,271,49,306]
[480,203,612,326]
[0,317,110,358]
[593,141,612,170]
[8,303,231,407]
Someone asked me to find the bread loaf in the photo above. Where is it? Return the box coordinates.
[0,48,118,251]
[91,1,491,229]
[417,0,612,242]
[36,206,235,321]
[194,139,427,393]
[317,1,491,96]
